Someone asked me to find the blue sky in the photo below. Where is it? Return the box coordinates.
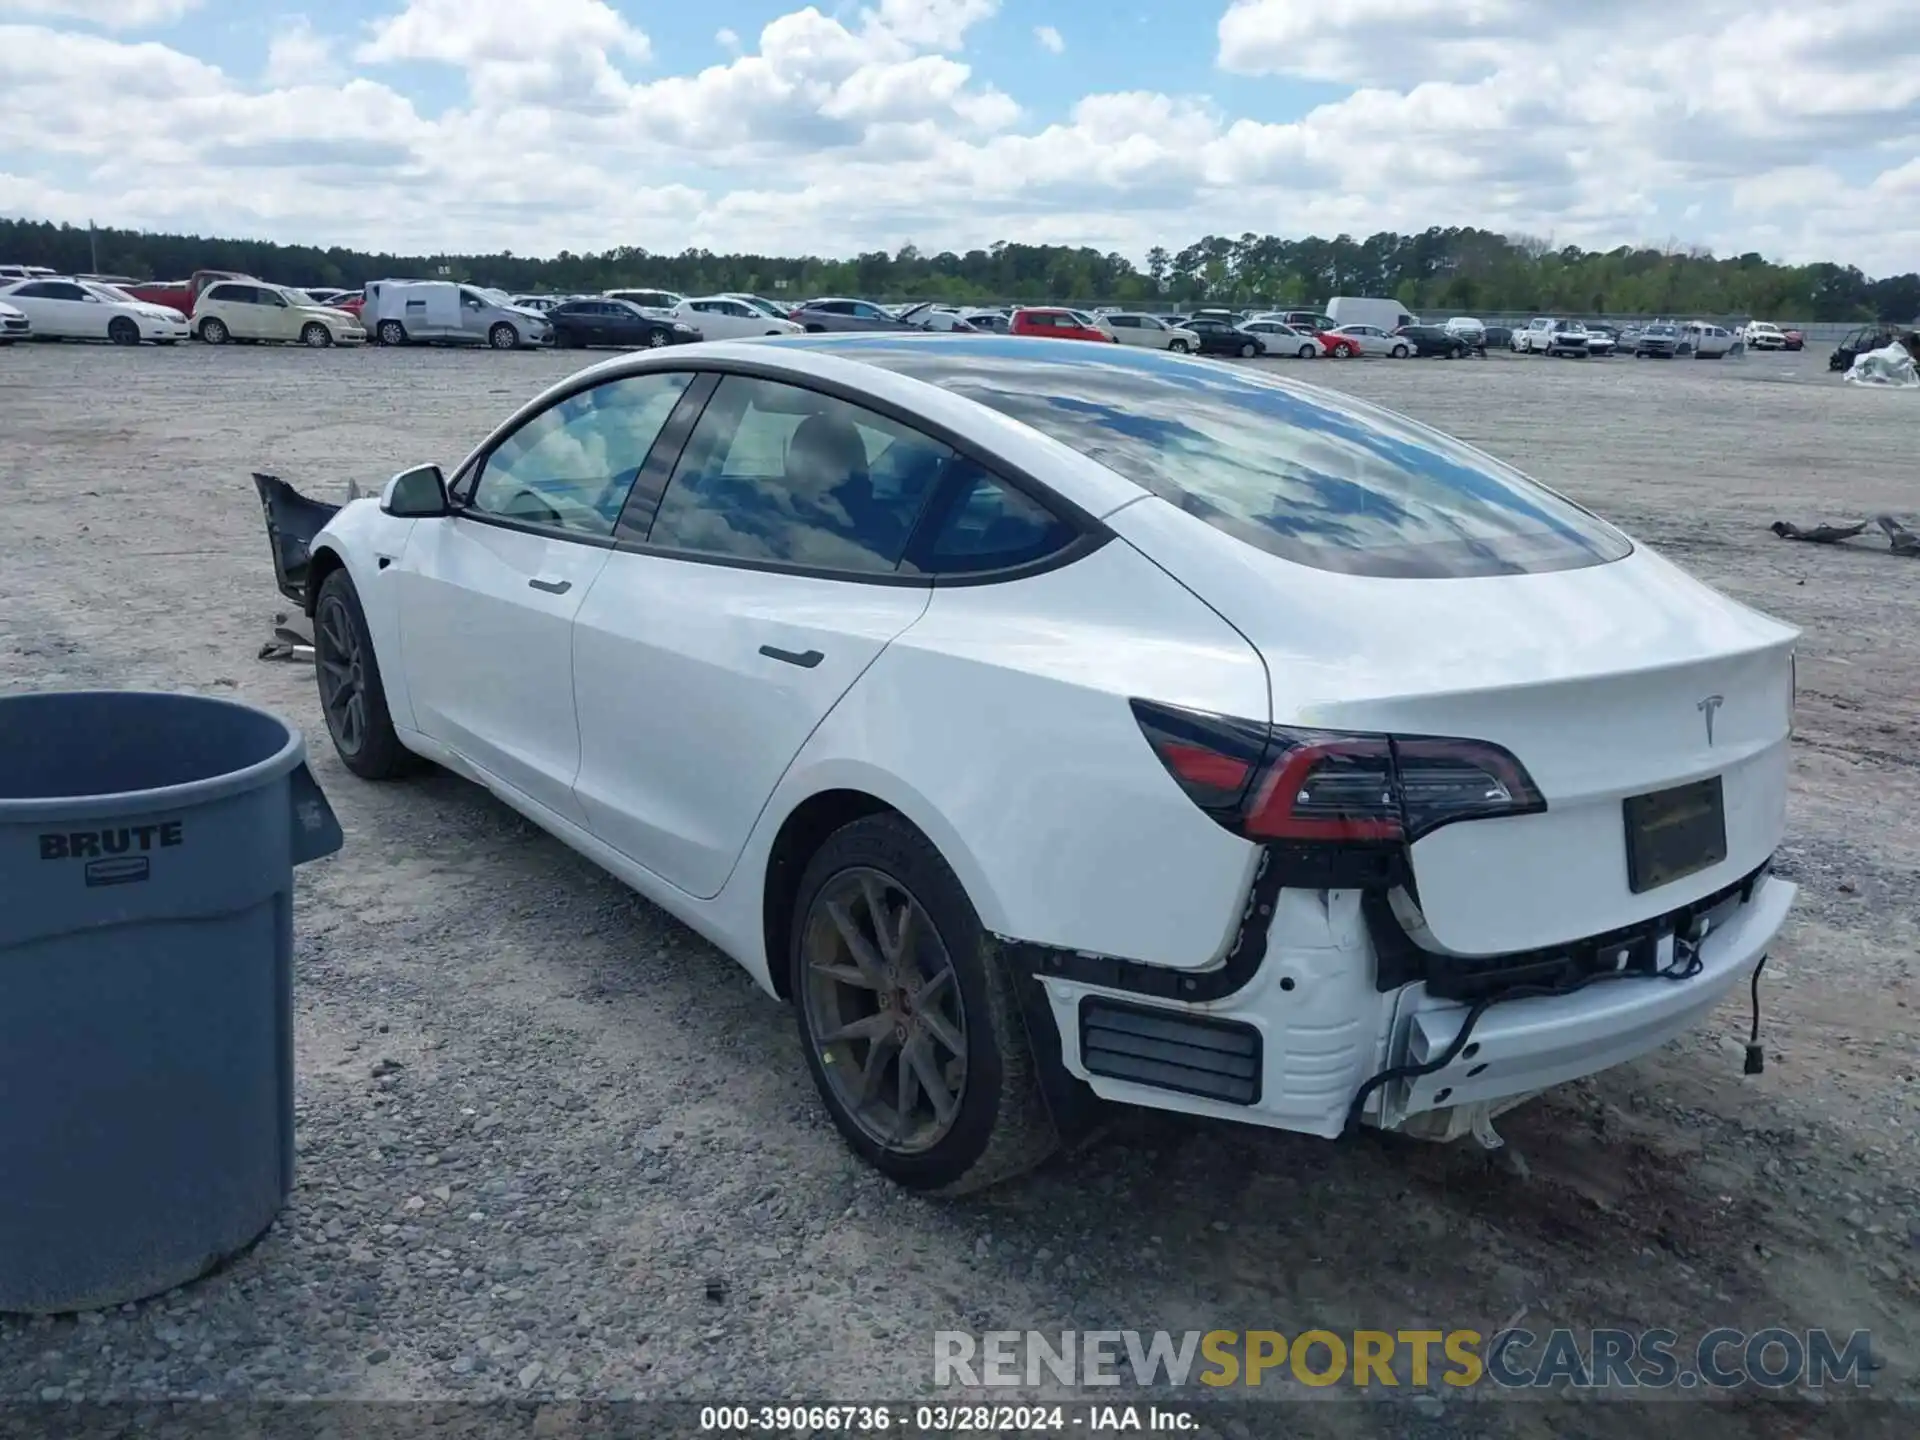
[2,1,1916,271]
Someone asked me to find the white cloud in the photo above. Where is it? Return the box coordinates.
[0,0,196,24]
[716,27,740,51]
[263,17,335,87]
[1,3,1918,276]
[1034,24,1063,54]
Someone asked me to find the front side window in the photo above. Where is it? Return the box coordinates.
[645,375,949,574]
[815,338,1633,579]
[469,372,693,537]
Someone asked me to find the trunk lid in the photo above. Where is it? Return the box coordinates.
[1109,498,1797,954]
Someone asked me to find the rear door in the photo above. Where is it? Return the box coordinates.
[571,371,947,898]
[397,368,697,824]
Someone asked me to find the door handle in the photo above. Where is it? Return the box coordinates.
[528,578,571,594]
[759,645,824,669]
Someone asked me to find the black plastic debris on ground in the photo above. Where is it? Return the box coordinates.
[1770,516,1920,556]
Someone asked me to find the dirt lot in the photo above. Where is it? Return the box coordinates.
[0,339,1915,1437]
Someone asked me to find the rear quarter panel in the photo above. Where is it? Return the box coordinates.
[738,538,1273,971]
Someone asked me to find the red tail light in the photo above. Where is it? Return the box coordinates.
[1131,700,1544,845]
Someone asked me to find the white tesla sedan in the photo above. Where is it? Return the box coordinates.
[261,335,1798,1193]
[0,276,189,343]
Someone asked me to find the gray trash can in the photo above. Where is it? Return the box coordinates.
[0,690,343,1313]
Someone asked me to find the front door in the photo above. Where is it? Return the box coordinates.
[572,372,949,898]
[397,367,698,825]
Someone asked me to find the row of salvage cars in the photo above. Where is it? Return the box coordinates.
[1508,317,1761,358]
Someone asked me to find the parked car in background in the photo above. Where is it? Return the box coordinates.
[1327,297,1417,332]
[0,297,29,343]
[1481,325,1513,351]
[548,299,700,350]
[1267,309,1337,333]
[1779,327,1805,352]
[1328,323,1412,358]
[0,264,56,282]
[1742,321,1787,351]
[365,281,549,349]
[1394,324,1474,358]
[262,334,1799,1192]
[959,309,1011,333]
[604,289,684,318]
[1182,316,1267,357]
[1009,307,1115,343]
[1584,324,1619,356]
[1316,328,1361,358]
[675,296,805,340]
[1634,322,1689,358]
[1828,324,1903,372]
[1104,312,1200,352]
[1516,319,1590,357]
[1241,320,1325,357]
[789,298,913,333]
[193,280,365,347]
[122,269,248,318]
[895,303,979,333]
[0,276,189,344]
[512,295,565,314]
[1682,322,1736,359]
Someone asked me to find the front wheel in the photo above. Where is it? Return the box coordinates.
[1390,343,1410,358]
[377,320,406,346]
[1168,339,1189,354]
[301,322,333,349]
[488,322,518,350]
[646,328,669,348]
[108,317,140,346]
[1298,344,1316,359]
[1238,341,1258,358]
[792,814,1058,1194]
[199,317,229,345]
[313,569,416,781]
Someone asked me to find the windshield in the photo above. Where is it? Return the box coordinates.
[1646,324,1679,336]
[800,337,1632,579]
[734,295,787,319]
[80,282,136,302]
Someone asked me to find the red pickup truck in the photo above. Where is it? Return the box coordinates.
[121,269,248,317]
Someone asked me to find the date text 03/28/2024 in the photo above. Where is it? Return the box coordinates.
[697,1404,1194,1432]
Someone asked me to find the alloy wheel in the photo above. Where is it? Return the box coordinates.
[315,594,368,757]
[800,867,967,1156]
[647,329,669,348]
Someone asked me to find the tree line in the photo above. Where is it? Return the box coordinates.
[3,216,1916,322]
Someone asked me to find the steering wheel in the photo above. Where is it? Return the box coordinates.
[503,488,565,526]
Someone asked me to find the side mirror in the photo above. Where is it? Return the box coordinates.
[381,465,449,517]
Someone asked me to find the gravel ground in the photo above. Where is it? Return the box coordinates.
[0,339,1915,1438]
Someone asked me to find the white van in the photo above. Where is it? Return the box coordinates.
[363,280,549,349]
[1326,296,1417,333]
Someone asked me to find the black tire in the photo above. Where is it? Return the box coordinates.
[645,328,669,348]
[790,814,1058,1195]
[301,322,332,349]
[1168,339,1189,354]
[377,320,406,346]
[1390,342,1410,358]
[488,322,518,350]
[199,317,229,345]
[1298,344,1316,359]
[108,317,140,346]
[1238,341,1257,358]
[312,569,415,781]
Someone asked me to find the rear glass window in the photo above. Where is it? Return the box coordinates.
[800,337,1632,579]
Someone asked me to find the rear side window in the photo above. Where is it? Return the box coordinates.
[815,339,1632,579]
[911,466,1077,576]
[645,375,948,575]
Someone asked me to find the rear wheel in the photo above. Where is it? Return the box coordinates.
[313,569,415,781]
[198,317,229,345]
[791,814,1058,1194]
[377,320,406,346]
[108,317,140,346]
[488,322,518,350]
[301,322,332,348]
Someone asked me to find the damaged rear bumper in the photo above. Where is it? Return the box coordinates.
[1019,864,1793,1142]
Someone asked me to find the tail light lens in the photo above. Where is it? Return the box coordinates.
[1131,700,1544,844]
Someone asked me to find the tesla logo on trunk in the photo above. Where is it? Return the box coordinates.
[1698,694,1725,745]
